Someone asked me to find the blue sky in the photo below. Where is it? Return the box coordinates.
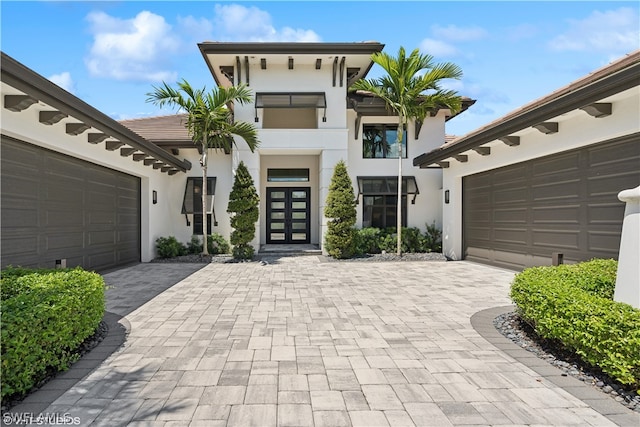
[2,1,638,136]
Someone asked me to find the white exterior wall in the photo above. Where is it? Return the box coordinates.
[441,87,640,260]
[173,148,234,247]
[0,99,191,262]
[228,61,450,247]
[346,110,448,232]
[232,62,354,249]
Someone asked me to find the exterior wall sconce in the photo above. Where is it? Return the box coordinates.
[445,190,450,204]
[152,190,157,204]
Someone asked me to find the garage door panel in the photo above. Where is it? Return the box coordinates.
[494,228,527,245]
[46,233,85,251]
[532,229,579,250]
[494,187,527,204]
[531,180,581,202]
[588,231,622,254]
[1,136,140,271]
[588,172,639,198]
[532,205,580,224]
[45,208,84,227]
[493,165,527,183]
[588,203,625,225]
[588,141,640,167]
[2,206,38,227]
[533,153,580,176]
[494,207,527,223]
[463,134,639,269]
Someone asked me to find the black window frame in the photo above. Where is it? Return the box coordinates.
[362,195,408,229]
[182,177,216,235]
[362,124,407,159]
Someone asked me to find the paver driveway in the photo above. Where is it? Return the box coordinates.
[13,257,631,426]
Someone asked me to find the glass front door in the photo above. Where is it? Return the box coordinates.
[267,187,311,244]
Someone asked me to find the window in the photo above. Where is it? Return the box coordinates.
[267,169,310,182]
[363,195,407,229]
[357,176,419,229]
[182,177,216,235]
[362,124,407,158]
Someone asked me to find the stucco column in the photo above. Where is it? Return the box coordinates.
[614,185,640,309]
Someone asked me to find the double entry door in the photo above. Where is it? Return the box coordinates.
[266,187,310,244]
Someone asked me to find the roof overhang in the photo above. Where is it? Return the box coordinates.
[198,41,384,88]
[348,91,476,139]
[1,52,191,174]
[413,51,640,168]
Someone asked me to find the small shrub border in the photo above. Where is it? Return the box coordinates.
[1,268,106,399]
[354,223,442,255]
[510,259,640,390]
[156,234,231,259]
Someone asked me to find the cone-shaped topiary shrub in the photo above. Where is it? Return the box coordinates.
[324,160,357,259]
[227,161,259,259]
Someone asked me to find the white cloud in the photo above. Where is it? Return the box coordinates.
[420,38,458,57]
[85,10,181,82]
[177,15,214,43]
[48,72,75,93]
[212,4,320,42]
[549,7,640,54]
[431,24,488,42]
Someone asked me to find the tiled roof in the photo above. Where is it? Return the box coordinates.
[120,114,191,143]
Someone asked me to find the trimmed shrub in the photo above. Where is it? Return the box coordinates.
[355,225,445,255]
[324,160,357,259]
[156,236,187,258]
[1,267,106,399]
[354,227,383,255]
[208,232,231,255]
[227,161,259,260]
[187,235,203,254]
[423,221,442,253]
[510,259,640,389]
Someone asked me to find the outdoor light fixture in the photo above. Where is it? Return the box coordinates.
[152,190,158,205]
[445,190,450,204]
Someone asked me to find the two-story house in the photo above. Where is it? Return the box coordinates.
[1,42,471,270]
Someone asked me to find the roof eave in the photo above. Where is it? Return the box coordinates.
[413,59,640,168]
[1,52,192,172]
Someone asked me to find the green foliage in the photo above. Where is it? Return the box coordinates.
[354,227,383,255]
[324,161,357,259]
[510,259,640,388]
[1,267,105,399]
[156,236,187,258]
[423,221,442,253]
[227,161,259,259]
[354,225,443,255]
[208,232,231,255]
[187,235,203,254]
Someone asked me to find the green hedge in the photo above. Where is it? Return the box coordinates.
[354,224,442,255]
[1,267,105,399]
[510,259,640,389]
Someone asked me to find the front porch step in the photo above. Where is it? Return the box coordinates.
[258,244,322,257]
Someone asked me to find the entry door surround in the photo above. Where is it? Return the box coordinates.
[266,187,311,244]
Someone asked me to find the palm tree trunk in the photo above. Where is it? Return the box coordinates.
[397,113,404,256]
[201,137,209,255]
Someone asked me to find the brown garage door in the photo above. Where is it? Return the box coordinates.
[463,134,640,270]
[1,136,140,271]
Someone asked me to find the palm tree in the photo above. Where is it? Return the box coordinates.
[147,79,259,255]
[351,47,463,255]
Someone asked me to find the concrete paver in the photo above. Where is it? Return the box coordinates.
[6,258,639,426]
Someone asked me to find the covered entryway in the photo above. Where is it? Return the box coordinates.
[1,136,141,271]
[463,135,640,269]
[266,187,311,244]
